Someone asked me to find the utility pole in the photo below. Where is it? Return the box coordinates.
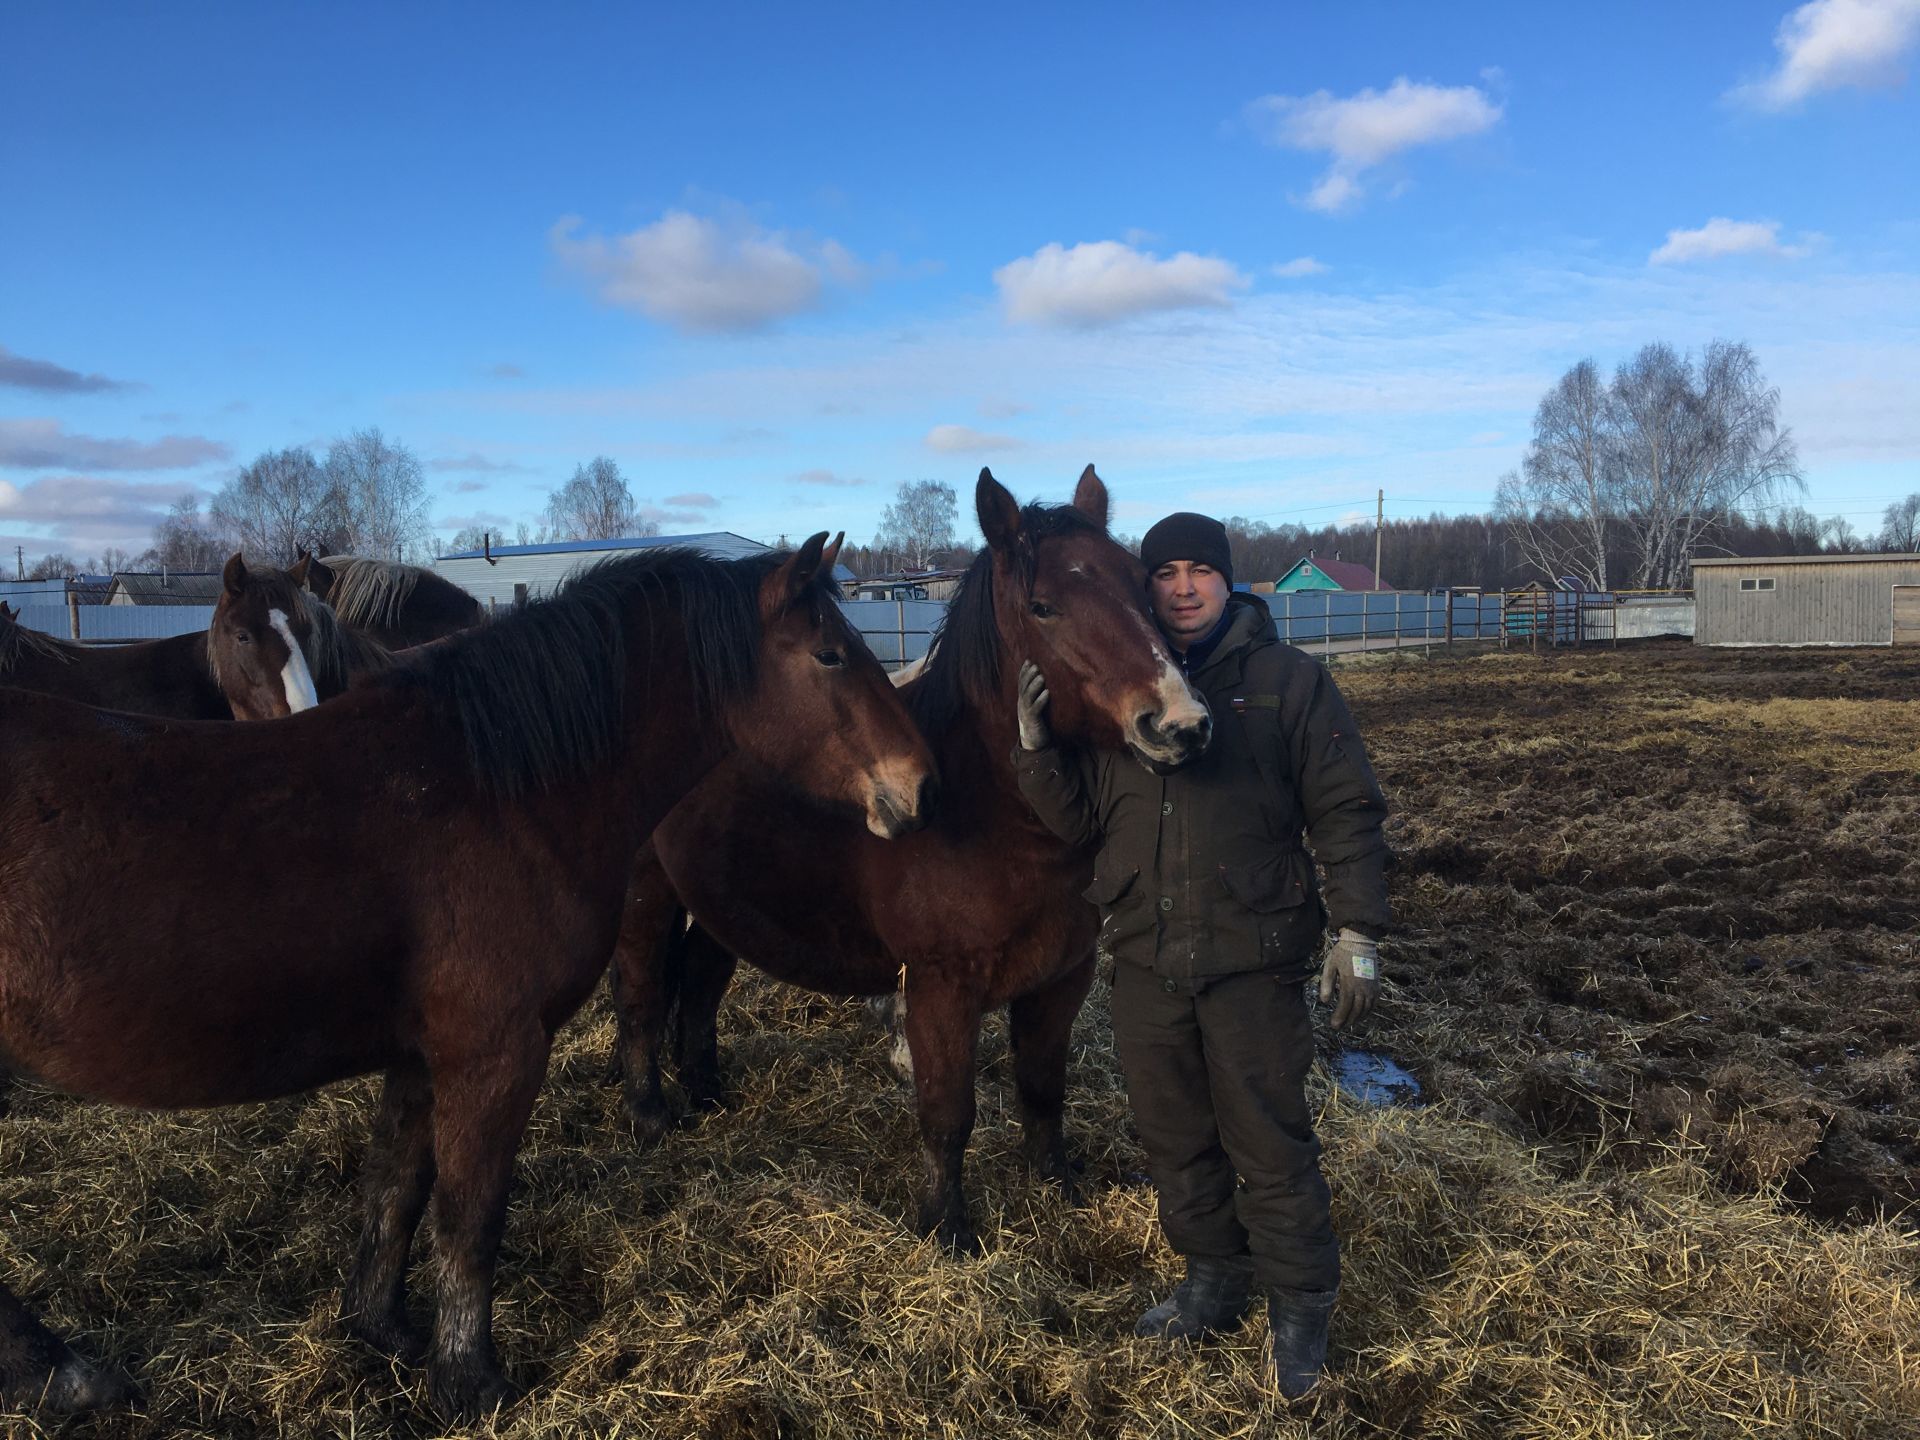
[1373,489,1384,591]
[14,546,23,581]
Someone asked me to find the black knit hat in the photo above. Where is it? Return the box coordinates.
[1141,512,1233,587]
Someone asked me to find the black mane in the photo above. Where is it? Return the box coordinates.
[906,501,1103,740]
[383,547,831,797]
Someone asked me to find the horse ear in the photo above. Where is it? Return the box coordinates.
[764,531,831,618]
[288,552,312,587]
[1072,464,1109,529]
[820,531,845,576]
[976,468,1022,553]
[222,552,249,596]
[304,553,335,600]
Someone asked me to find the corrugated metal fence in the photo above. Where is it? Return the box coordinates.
[7,592,1665,659]
[7,603,215,642]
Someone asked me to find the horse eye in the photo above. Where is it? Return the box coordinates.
[1030,601,1057,619]
[234,630,253,645]
[814,649,845,668]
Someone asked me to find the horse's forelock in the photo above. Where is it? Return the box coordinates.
[908,501,1106,738]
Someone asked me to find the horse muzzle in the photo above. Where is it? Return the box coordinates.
[1127,700,1212,774]
[864,767,938,839]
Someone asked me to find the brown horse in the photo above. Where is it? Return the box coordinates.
[0,595,230,719]
[208,552,398,719]
[612,468,1211,1251]
[0,536,935,1419]
[303,552,485,648]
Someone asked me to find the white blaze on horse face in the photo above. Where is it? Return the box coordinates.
[268,608,320,715]
[1134,609,1208,732]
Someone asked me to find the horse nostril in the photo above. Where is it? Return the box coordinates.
[1134,711,1162,742]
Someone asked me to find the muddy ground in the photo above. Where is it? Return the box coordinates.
[1341,639,1920,1222]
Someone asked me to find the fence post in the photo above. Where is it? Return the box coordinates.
[67,587,80,641]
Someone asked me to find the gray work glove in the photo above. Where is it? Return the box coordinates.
[1017,660,1052,751]
[1317,927,1379,1030]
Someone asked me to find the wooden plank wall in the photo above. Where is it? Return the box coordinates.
[1697,560,1920,645]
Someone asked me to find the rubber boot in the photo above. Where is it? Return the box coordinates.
[1267,1287,1336,1399]
[1133,1254,1255,1341]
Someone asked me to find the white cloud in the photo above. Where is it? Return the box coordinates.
[925,424,1024,454]
[1272,256,1329,278]
[1731,0,1920,108]
[994,240,1249,327]
[1649,218,1812,264]
[550,210,865,334]
[1245,77,1503,213]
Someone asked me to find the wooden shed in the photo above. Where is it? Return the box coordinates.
[1692,553,1920,647]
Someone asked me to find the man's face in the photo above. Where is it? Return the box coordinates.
[1149,560,1230,650]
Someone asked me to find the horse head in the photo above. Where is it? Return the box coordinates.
[733,532,938,838]
[980,465,1210,772]
[209,552,329,721]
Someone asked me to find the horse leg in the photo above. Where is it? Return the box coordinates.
[1008,955,1095,1202]
[608,857,686,1147]
[340,1058,435,1361]
[902,982,981,1254]
[423,1030,550,1420]
[673,922,738,1113]
[0,1281,132,1414]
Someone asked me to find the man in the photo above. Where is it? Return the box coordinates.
[1011,511,1390,1399]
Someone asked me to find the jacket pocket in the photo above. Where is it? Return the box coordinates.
[1083,859,1141,908]
[1215,853,1310,913]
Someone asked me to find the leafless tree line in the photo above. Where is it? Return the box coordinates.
[1494,341,1807,591]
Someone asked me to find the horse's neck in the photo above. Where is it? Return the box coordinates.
[935,642,1067,838]
[605,612,733,843]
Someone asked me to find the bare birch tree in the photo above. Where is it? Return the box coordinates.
[321,428,433,560]
[874,479,958,571]
[209,447,332,562]
[1497,342,1802,591]
[1611,341,1801,588]
[545,456,649,541]
[1879,493,1920,552]
[1494,359,1617,590]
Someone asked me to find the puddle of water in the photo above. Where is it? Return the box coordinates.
[1333,1050,1423,1107]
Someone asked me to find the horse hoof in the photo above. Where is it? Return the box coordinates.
[924,1215,981,1257]
[42,1353,136,1414]
[625,1097,676,1149]
[428,1360,522,1421]
[680,1072,731,1114]
[346,1311,428,1365]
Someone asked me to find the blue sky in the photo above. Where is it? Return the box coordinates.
[3,0,1917,563]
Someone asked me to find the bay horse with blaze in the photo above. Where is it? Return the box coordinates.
[0,537,934,1419]
[612,468,1211,1251]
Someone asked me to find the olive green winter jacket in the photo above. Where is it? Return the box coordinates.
[1013,594,1391,987]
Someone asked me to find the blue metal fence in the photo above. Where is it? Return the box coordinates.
[8,589,1606,656]
[9,604,216,642]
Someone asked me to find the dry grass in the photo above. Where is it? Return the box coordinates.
[2,640,1917,1438]
[1,973,1915,1439]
